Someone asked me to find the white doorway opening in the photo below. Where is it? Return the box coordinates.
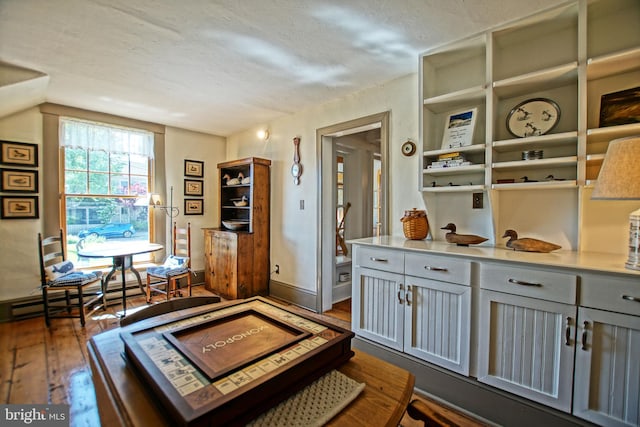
[316,112,389,313]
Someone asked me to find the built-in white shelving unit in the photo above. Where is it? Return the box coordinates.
[419,0,640,250]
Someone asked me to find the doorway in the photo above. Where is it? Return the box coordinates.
[316,111,389,313]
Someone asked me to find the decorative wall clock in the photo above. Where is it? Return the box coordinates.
[291,137,302,185]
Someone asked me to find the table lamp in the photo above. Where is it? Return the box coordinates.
[591,136,640,270]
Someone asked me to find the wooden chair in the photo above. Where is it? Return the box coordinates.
[38,230,105,327]
[145,222,193,302]
[119,296,220,327]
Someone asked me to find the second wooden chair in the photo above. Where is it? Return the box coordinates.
[145,222,192,302]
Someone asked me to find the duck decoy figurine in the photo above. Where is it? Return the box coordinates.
[222,173,241,185]
[502,229,561,253]
[440,223,488,246]
[232,195,248,207]
[237,172,251,184]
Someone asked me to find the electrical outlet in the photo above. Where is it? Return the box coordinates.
[473,192,483,209]
[274,264,280,274]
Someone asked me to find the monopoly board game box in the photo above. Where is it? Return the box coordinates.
[120,297,355,426]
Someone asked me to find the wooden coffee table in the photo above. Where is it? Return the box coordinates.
[88,300,414,426]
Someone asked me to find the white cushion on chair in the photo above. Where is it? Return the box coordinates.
[49,271,102,287]
[147,255,189,278]
[163,255,189,269]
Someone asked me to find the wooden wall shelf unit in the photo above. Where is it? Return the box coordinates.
[204,157,271,299]
[419,0,640,250]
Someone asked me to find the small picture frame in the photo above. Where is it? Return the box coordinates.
[184,198,203,215]
[184,159,204,178]
[1,141,38,167]
[1,196,39,219]
[1,168,39,193]
[599,86,640,128]
[184,179,203,196]
[441,108,477,150]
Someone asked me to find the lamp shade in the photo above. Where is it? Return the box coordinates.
[591,136,640,200]
[149,194,162,206]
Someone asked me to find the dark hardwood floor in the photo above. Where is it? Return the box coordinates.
[0,288,485,426]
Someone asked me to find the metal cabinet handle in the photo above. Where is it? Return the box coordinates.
[397,284,404,305]
[424,266,448,272]
[405,285,412,306]
[581,321,589,351]
[564,317,572,346]
[370,257,388,262]
[622,295,640,303]
[508,278,542,287]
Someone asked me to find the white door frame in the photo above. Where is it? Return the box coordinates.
[315,111,390,313]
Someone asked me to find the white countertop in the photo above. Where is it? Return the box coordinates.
[348,236,640,278]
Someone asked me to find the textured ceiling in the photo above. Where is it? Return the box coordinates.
[0,0,563,136]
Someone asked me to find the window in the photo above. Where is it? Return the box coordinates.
[60,118,154,268]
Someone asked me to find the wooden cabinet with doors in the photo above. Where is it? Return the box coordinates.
[573,273,640,427]
[477,262,578,412]
[352,245,472,375]
[204,157,271,299]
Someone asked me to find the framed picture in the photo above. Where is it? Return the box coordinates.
[599,86,640,127]
[184,159,204,178]
[184,179,203,196]
[441,108,477,149]
[1,141,38,167]
[184,199,203,215]
[1,196,39,219]
[1,168,39,193]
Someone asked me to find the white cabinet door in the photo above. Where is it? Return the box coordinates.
[477,289,576,412]
[403,276,471,375]
[352,266,404,351]
[573,307,640,427]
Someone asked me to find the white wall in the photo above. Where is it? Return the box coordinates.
[226,73,424,293]
[163,127,226,271]
[0,107,44,300]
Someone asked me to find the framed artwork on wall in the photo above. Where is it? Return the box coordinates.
[1,196,39,219]
[184,179,203,197]
[599,86,640,127]
[184,198,203,215]
[1,168,39,193]
[1,140,38,167]
[184,159,204,178]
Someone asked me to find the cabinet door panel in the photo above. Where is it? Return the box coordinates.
[404,276,471,375]
[574,307,640,427]
[211,232,238,299]
[352,266,404,351]
[477,289,576,412]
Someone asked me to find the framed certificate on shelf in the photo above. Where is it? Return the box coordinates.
[442,108,477,150]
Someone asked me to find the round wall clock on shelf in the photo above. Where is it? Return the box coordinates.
[401,140,416,156]
[507,98,560,138]
[291,137,302,185]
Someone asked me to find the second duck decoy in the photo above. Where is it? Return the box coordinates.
[502,229,561,253]
[223,173,241,185]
